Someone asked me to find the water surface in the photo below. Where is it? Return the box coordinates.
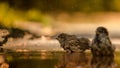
[0,50,120,68]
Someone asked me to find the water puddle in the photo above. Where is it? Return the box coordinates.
[0,50,119,68]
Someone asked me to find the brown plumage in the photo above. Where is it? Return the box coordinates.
[91,27,115,56]
[56,33,90,53]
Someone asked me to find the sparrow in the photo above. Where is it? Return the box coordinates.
[56,33,90,53]
[91,26,115,56]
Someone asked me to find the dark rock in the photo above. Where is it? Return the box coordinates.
[9,28,40,39]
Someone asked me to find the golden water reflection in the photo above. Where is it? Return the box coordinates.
[0,50,119,68]
[55,53,89,68]
[55,53,116,68]
[91,56,115,68]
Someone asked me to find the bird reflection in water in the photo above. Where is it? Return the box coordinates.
[91,56,115,68]
[55,53,89,68]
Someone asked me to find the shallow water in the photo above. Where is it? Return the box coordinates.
[0,50,120,68]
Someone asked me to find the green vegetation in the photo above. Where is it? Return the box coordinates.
[0,3,53,28]
[1,0,120,12]
[1,0,120,28]
[115,51,120,68]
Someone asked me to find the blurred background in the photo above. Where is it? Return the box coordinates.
[1,1,120,68]
[0,0,120,48]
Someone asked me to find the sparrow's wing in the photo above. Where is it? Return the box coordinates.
[68,39,80,47]
[66,35,77,41]
[100,36,113,48]
[100,35,115,54]
[100,36,111,46]
[78,38,90,49]
[67,39,81,52]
